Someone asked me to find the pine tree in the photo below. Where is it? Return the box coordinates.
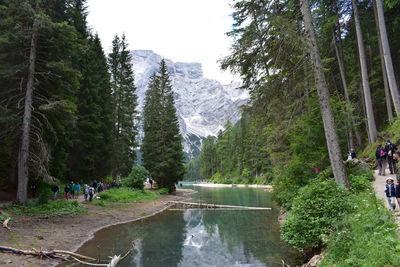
[70,33,113,181]
[108,34,139,178]
[0,0,81,203]
[142,60,185,191]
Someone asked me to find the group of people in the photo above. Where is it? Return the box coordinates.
[376,140,398,176]
[376,140,400,211]
[48,178,124,202]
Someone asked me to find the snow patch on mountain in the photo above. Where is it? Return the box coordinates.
[131,50,249,158]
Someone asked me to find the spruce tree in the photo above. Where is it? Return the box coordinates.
[0,0,82,202]
[142,60,185,191]
[70,33,113,181]
[108,34,138,178]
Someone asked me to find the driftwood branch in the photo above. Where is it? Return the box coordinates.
[2,218,10,230]
[0,246,96,261]
[0,244,134,267]
[69,245,133,267]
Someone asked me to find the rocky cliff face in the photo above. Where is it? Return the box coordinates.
[131,50,249,158]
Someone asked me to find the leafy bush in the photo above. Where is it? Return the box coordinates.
[321,191,400,267]
[273,156,314,208]
[95,188,158,203]
[346,165,374,193]
[241,168,252,180]
[4,200,85,216]
[125,165,149,190]
[281,179,352,250]
[36,180,52,204]
[158,188,169,195]
[0,213,8,222]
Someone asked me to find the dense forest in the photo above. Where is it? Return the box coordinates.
[187,0,400,186]
[184,0,400,264]
[0,0,184,203]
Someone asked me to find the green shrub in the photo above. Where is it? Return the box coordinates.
[0,213,8,222]
[36,180,52,204]
[281,179,352,250]
[273,156,314,208]
[95,188,158,203]
[321,191,400,267]
[4,200,85,216]
[241,168,252,180]
[125,165,149,190]
[158,188,169,195]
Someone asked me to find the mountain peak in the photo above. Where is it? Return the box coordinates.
[131,50,249,158]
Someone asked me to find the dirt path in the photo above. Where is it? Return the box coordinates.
[0,188,195,266]
[372,168,400,224]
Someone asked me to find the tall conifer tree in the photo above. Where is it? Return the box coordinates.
[142,60,184,190]
[108,34,138,178]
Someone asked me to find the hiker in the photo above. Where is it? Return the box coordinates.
[117,177,122,188]
[376,144,386,176]
[385,177,397,211]
[92,180,98,192]
[83,184,89,201]
[64,184,70,200]
[30,181,38,198]
[51,185,59,200]
[98,182,104,193]
[75,183,81,199]
[88,186,95,201]
[385,140,397,175]
[149,178,153,189]
[350,148,356,159]
[69,181,75,199]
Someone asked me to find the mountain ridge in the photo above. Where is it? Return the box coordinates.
[131,49,249,158]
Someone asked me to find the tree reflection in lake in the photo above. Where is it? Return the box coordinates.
[63,187,300,267]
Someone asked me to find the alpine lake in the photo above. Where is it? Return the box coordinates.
[60,185,301,267]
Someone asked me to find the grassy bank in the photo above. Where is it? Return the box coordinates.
[280,164,400,266]
[321,191,400,266]
[92,188,160,207]
[4,199,85,216]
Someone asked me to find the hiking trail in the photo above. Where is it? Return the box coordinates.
[372,168,400,224]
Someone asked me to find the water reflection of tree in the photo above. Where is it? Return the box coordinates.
[138,211,187,267]
[199,188,299,266]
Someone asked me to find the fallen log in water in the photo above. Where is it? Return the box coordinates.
[0,244,134,267]
[167,201,271,210]
[0,246,96,261]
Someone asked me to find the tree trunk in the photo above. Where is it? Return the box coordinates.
[300,0,348,187]
[332,31,354,149]
[375,0,400,117]
[352,0,378,143]
[17,6,39,204]
[374,1,394,124]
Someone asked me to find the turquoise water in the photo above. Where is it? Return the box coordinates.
[65,186,300,266]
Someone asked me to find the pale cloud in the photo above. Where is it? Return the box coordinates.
[86,0,238,84]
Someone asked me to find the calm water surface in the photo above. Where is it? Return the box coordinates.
[64,186,300,267]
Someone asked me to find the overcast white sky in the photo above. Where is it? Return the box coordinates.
[86,0,237,84]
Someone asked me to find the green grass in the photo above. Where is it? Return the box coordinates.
[3,199,85,216]
[157,188,169,195]
[93,188,159,204]
[321,191,400,267]
[0,213,8,222]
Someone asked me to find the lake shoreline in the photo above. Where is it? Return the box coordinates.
[192,183,272,189]
[0,188,196,266]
